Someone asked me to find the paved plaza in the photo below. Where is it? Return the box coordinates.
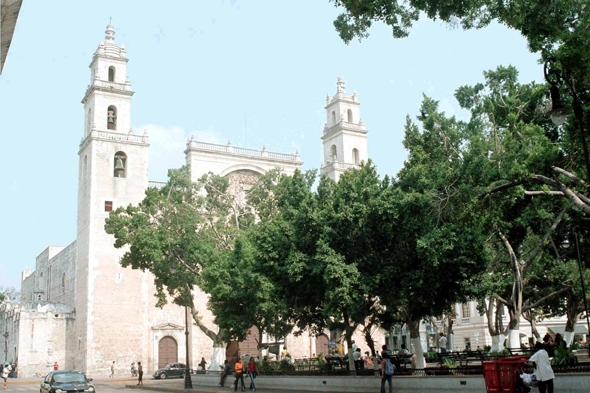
[3,377,337,393]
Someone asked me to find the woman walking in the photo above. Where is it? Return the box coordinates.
[247,357,258,392]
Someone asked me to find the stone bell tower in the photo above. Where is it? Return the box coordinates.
[320,77,368,181]
[76,23,150,374]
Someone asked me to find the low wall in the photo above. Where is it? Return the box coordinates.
[191,373,590,393]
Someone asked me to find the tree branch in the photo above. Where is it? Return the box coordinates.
[552,166,588,187]
[524,206,568,268]
[523,287,570,312]
[524,191,564,196]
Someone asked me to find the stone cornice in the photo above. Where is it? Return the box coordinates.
[184,141,302,167]
[81,84,134,104]
[78,130,149,153]
[88,53,129,69]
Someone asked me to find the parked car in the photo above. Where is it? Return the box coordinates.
[153,363,188,379]
[40,371,95,393]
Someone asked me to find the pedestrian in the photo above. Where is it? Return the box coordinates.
[380,354,394,393]
[233,358,245,392]
[198,357,208,372]
[53,362,59,371]
[353,348,363,371]
[247,357,257,392]
[136,362,143,387]
[131,362,136,377]
[2,363,9,390]
[439,333,447,353]
[351,340,357,352]
[281,347,290,361]
[530,342,554,393]
[110,361,115,378]
[218,360,230,387]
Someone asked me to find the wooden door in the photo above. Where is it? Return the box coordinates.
[315,334,329,357]
[158,336,178,369]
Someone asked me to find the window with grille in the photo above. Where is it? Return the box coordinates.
[105,201,113,212]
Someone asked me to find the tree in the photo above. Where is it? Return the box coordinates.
[0,287,20,304]
[105,166,257,370]
[250,165,391,373]
[200,235,293,353]
[372,95,490,367]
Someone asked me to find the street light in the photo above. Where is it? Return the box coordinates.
[544,57,590,182]
[544,58,590,356]
[184,305,193,389]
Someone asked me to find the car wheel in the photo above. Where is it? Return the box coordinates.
[160,373,167,380]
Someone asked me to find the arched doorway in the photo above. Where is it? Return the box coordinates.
[315,334,329,357]
[158,336,178,369]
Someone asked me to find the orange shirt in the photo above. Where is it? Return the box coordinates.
[235,361,243,373]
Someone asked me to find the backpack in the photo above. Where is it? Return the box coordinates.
[384,359,394,376]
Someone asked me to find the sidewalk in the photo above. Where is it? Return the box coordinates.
[125,379,329,393]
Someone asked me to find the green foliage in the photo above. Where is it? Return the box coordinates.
[424,351,438,363]
[551,345,578,366]
[441,357,457,369]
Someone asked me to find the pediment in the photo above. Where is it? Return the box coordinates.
[152,322,184,331]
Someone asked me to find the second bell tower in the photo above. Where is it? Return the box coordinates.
[320,77,368,181]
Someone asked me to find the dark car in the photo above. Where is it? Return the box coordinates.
[153,363,187,379]
[40,371,95,393]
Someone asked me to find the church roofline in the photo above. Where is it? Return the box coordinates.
[185,140,302,165]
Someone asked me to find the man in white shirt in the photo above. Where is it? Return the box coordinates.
[439,334,448,353]
[529,342,555,393]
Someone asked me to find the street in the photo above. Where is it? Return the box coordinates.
[4,377,335,393]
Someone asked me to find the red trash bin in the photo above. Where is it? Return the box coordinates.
[483,360,501,393]
[497,355,530,393]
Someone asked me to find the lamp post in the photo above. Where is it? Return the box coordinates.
[544,58,590,356]
[574,233,590,357]
[544,57,590,182]
[184,305,193,389]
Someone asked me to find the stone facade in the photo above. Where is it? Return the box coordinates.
[4,23,379,377]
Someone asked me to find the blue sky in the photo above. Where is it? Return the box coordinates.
[0,0,543,289]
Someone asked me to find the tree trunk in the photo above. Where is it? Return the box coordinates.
[363,322,376,356]
[408,320,424,369]
[507,308,521,349]
[344,326,357,375]
[565,313,579,347]
[188,300,226,371]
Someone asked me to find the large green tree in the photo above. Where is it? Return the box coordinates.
[373,95,490,367]
[251,166,388,373]
[105,167,257,370]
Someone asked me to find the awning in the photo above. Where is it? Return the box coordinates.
[548,325,589,335]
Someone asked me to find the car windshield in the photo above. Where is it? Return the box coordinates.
[53,373,87,384]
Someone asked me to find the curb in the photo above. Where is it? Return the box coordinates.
[125,386,224,393]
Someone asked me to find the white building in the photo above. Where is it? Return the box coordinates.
[0,23,384,376]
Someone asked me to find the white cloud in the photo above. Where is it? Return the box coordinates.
[136,124,222,181]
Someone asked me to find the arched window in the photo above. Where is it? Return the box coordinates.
[352,148,360,164]
[114,151,127,178]
[331,111,336,124]
[347,109,353,123]
[107,105,117,130]
[330,145,338,162]
[62,273,66,293]
[87,108,92,133]
[108,66,116,82]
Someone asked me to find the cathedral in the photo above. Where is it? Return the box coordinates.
[0,24,380,377]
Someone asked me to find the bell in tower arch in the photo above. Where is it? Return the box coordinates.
[113,152,127,178]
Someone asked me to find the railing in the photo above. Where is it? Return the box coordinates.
[148,181,167,189]
[81,130,148,145]
[187,141,299,162]
[321,161,361,172]
[323,121,366,137]
[92,79,132,92]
